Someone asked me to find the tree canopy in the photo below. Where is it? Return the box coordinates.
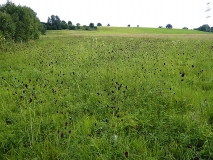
[166,24,173,29]
[89,23,95,28]
[46,15,63,30]
[0,1,45,42]
[194,24,212,32]
[97,23,102,26]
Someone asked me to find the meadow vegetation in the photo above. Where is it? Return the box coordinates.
[0,28,213,159]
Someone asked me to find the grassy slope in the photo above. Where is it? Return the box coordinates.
[45,27,208,37]
[96,27,206,34]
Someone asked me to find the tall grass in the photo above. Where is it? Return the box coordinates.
[0,33,213,159]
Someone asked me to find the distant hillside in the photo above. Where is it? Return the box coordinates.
[96,27,207,34]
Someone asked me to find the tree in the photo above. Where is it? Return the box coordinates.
[182,27,188,30]
[0,11,15,39]
[0,1,43,42]
[46,15,62,30]
[128,24,130,27]
[68,21,72,25]
[60,20,68,29]
[55,15,61,29]
[158,26,162,28]
[68,24,75,30]
[89,23,94,28]
[194,24,210,32]
[76,23,80,29]
[107,24,110,26]
[166,24,173,29]
[97,23,102,26]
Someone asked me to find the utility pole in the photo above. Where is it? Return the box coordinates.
[206,2,211,33]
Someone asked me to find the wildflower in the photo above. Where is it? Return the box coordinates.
[125,152,129,158]
[61,132,64,138]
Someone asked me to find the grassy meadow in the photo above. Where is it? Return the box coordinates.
[45,27,209,38]
[1,27,213,159]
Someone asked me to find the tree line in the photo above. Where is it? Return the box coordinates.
[45,15,102,31]
[0,1,102,43]
[194,24,213,32]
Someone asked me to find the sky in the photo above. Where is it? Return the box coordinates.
[1,0,213,29]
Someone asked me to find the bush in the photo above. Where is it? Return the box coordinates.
[76,26,81,30]
[40,23,47,35]
[0,12,15,40]
[85,26,90,30]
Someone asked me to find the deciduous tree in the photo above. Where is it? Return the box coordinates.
[97,23,102,26]
[166,24,173,29]
[0,1,43,42]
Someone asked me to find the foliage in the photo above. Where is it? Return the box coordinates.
[128,24,130,27]
[0,11,15,39]
[89,23,94,28]
[76,26,81,29]
[68,21,72,25]
[194,24,212,32]
[60,20,68,29]
[1,32,213,159]
[39,22,47,35]
[0,1,43,42]
[107,24,110,26]
[68,24,75,30]
[158,26,162,28]
[97,23,102,26]
[46,15,62,30]
[183,27,188,30]
[166,24,173,29]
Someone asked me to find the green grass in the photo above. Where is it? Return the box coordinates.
[45,27,209,38]
[96,27,207,34]
[1,30,213,159]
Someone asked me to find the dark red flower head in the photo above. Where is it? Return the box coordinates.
[125,151,129,158]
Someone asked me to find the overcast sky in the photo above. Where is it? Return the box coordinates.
[1,0,213,29]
